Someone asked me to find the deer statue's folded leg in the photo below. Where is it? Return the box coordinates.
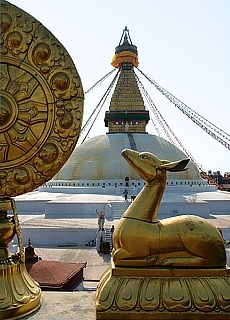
[113,247,158,267]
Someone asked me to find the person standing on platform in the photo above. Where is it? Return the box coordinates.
[96,210,105,231]
[123,189,128,201]
[110,225,115,248]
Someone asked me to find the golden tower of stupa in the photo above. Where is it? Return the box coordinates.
[104,26,149,134]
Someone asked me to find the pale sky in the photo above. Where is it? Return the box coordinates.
[9,0,230,173]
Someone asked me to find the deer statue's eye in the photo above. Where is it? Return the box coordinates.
[141,154,148,159]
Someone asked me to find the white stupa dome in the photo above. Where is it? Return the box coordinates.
[52,133,202,184]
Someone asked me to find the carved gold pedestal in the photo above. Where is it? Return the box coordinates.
[96,261,230,320]
[0,261,41,320]
[0,199,41,320]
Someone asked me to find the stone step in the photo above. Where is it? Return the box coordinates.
[110,201,130,218]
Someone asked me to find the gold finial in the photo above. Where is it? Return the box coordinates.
[111,26,139,68]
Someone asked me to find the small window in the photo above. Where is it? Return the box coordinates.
[173,210,178,216]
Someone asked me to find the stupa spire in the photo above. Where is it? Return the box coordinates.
[104,27,149,133]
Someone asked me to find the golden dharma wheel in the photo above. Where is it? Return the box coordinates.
[0,0,84,197]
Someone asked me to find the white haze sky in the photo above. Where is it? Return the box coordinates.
[9,0,230,173]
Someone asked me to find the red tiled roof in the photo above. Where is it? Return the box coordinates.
[26,260,86,291]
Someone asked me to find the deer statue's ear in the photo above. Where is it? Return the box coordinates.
[160,160,171,165]
[159,159,189,172]
[154,160,170,169]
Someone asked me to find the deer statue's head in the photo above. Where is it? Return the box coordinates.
[122,149,189,184]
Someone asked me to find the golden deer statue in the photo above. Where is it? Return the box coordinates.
[112,149,226,268]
